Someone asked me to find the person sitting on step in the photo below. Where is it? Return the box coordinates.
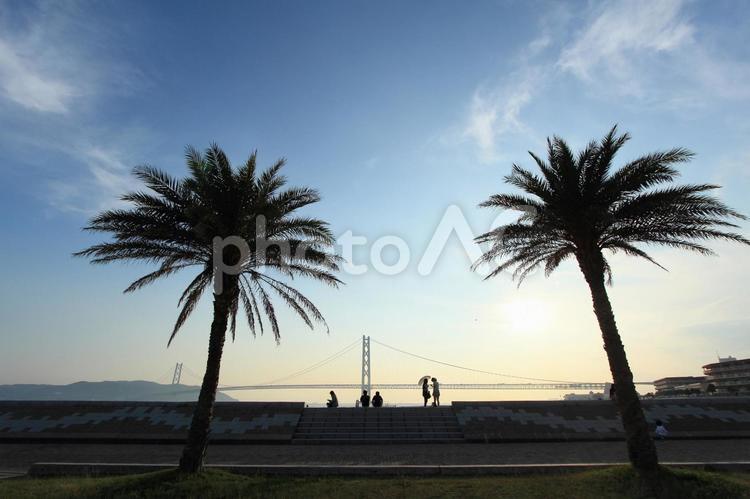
[655,419,668,439]
[360,389,371,408]
[372,391,383,408]
[326,390,338,408]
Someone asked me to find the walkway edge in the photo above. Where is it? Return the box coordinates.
[27,461,750,477]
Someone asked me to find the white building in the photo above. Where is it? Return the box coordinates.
[703,356,750,394]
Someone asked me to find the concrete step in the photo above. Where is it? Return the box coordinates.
[295,426,462,430]
[294,432,464,439]
[298,428,458,432]
[297,423,459,431]
[298,420,458,424]
[299,416,458,420]
[295,429,461,434]
[291,437,465,445]
[292,407,465,444]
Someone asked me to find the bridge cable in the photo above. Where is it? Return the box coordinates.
[153,366,177,385]
[180,365,204,382]
[179,364,233,388]
[371,338,586,384]
[256,338,361,386]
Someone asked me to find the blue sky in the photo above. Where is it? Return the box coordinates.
[1,0,749,404]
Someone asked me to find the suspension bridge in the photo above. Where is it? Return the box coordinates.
[163,335,654,394]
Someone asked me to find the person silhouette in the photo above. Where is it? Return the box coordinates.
[655,419,668,439]
[422,379,431,407]
[360,390,371,408]
[372,391,383,408]
[326,390,338,408]
[431,378,441,407]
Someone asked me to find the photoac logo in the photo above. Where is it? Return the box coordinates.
[212,204,538,293]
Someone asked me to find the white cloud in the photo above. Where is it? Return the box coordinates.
[558,0,694,85]
[462,68,540,164]
[0,1,149,215]
[458,0,750,162]
[555,0,750,103]
[0,38,74,113]
[83,146,134,196]
[525,35,551,58]
[47,145,135,215]
[689,48,750,101]
[458,6,563,163]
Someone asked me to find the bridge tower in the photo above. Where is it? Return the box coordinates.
[171,362,183,385]
[360,335,371,396]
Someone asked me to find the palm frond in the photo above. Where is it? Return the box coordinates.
[253,279,281,343]
[124,261,193,293]
[477,127,749,285]
[132,165,185,205]
[238,279,257,337]
[169,278,207,346]
[256,272,329,333]
[76,143,340,346]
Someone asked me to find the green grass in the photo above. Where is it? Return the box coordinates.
[1,466,748,499]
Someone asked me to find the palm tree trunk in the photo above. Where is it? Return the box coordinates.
[577,249,659,474]
[178,283,235,473]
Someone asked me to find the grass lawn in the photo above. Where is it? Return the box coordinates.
[1,466,748,499]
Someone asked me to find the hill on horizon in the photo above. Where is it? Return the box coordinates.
[0,380,237,402]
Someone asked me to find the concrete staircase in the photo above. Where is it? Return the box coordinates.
[292,407,464,444]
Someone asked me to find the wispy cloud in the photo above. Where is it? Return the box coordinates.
[462,68,541,164]
[0,1,148,214]
[0,2,94,114]
[558,0,694,96]
[456,5,569,163]
[458,0,750,162]
[557,0,749,103]
[57,147,135,215]
[0,37,74,113]
[47,146,134,215]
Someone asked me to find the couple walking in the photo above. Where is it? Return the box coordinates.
[421,377,440,407]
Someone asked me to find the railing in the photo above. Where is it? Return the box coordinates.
[216,382,653,392]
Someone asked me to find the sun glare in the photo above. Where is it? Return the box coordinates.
[502,299,552,333]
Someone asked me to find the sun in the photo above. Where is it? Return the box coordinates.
[502,299,551,333]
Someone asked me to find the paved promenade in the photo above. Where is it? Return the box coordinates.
[2,439,749,474]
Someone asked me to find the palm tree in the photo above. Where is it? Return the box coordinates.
[474,127,748,475]
[75,145,341,473]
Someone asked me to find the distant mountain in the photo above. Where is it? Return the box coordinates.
[0,380,237,402]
